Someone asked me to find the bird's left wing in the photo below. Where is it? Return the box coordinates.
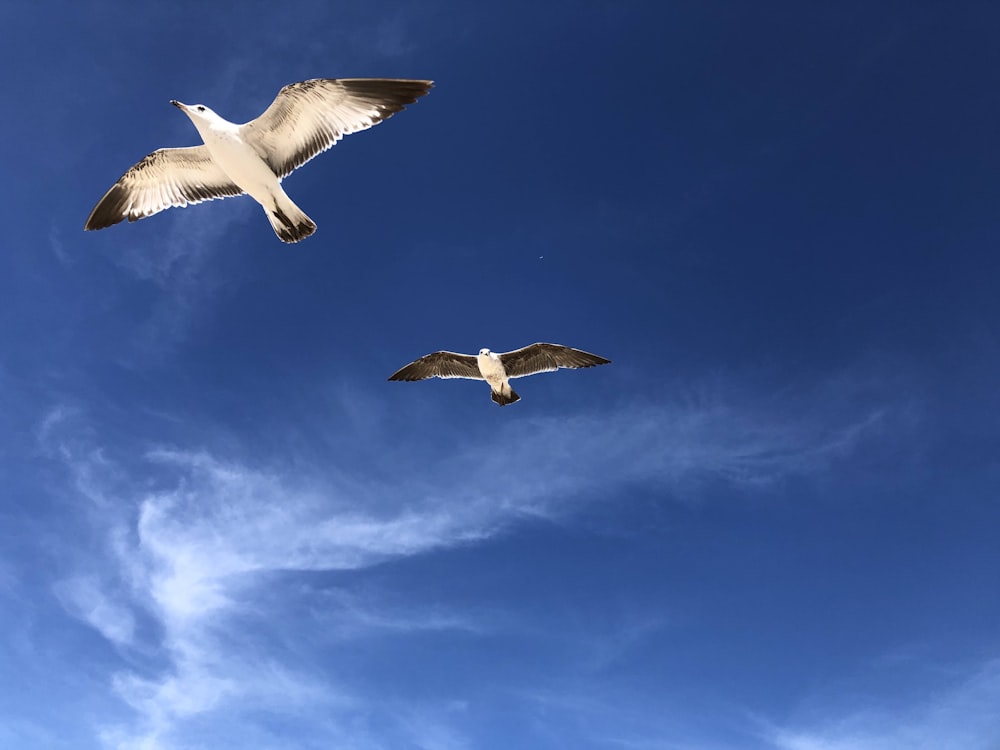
[501,343,612,379]
[242,78,433,179]
[388,351,482,381]
[85,146,243,230]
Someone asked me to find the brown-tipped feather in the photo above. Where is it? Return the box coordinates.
[85,183,132,230]
[246,78,434,179]
[501,343,611,379]
[388,351,481,381]
[84,147,242,231]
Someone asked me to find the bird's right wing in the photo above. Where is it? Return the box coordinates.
[501,343,612,379]
[85,147,243,230]
[242,78,433,179]
[388,351,482,381]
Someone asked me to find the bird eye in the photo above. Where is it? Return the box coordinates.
[197,106,205,112]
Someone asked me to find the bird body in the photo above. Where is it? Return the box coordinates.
[477,348,520,406]
[172,101,316,241]
[85,78,433,242]
[389,343,611,406]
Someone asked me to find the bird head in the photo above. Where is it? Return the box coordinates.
[170,100,220,130]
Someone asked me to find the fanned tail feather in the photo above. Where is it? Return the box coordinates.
[266,199,316,243]
[491,386,520,406]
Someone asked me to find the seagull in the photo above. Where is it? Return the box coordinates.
[85,78,433,243]
[388,343,611,406]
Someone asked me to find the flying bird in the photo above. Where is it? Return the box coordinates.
[388,343,611,406]
[85,78,433,242]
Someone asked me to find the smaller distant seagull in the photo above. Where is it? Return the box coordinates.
[388,343,611,406]
[85,78,433,242]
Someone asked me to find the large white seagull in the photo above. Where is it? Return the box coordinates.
[85,78,433,242]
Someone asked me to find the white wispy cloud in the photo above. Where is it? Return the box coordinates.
[392,708,472,750]
[514,684,716,750]
[760,658,1000,750]
[41,379,896,749]
[49,223,73,267]
[53,575,136,647]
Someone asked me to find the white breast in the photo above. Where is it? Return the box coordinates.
[477,352,507,385]
[201,127,280,203]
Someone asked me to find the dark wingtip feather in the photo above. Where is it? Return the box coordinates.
[336,78,434,117]
[387,365,425,382]
[84,183,129,231]
[580,354,612,368]
[546,344,611,369]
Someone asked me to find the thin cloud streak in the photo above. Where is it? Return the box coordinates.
[53,575,136,647]
[307,587,488,640]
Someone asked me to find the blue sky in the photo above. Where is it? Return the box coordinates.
[2,1,1000,748]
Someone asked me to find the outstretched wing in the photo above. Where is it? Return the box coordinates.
[500,343,611,379]
[85,147,243,230]
[388,351,482,381]
[241,78,433,179]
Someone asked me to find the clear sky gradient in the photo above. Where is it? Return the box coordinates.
[2,2,999,749]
